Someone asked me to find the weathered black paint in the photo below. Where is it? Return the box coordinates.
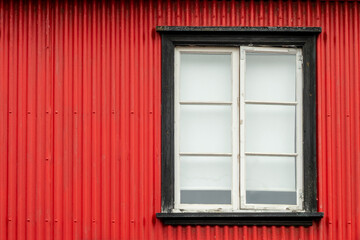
[156,26,322,34]
[156,212,324,226]
[161,34,175,212]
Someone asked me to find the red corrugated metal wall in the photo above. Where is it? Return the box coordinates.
[0,0,359,239]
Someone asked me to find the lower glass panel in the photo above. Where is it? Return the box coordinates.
[181,190,231,204]
[246,191,297,205]
[245,156,296,205]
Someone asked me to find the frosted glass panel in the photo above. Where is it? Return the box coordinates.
[245,53,296,102]
[245,156,296,191]
[246,156,296,205]
[245,105,296,153]
[180,53,232,102]
[180,156,232,190]
[180,105,232,153]
[180,156,232,204]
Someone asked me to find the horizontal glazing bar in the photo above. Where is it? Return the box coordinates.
[181,187,232,190]
[244,48,296,54]
[180,153,232,157]
[245,101,297,106]
[245,152,298,157]
[180,102,232,105]
[177,204,233,209]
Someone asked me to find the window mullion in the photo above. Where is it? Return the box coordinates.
[232,49,240,211]
[239,47,247,210]
[296,49,304,209]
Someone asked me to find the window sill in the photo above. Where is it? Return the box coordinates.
[156,212,323,226]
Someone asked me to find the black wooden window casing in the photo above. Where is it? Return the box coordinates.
[156,26,323,226]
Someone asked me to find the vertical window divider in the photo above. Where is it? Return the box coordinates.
[239,47,247,209]
[232,49,240,210]
[296,49,304,209]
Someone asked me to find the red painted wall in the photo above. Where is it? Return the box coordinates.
[0,0,359,239]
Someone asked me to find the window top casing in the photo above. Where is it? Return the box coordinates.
[156,26,322,33]
[157,26,323,226]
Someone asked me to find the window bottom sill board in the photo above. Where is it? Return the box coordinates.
[156,212,324,226]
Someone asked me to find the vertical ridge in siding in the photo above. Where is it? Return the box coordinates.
[0,1,9,240]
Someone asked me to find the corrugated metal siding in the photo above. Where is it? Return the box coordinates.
[0,0,359,239]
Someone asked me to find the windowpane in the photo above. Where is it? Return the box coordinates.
[181,190,232,204]
[180,53,232,102]
[180,156,232,204]
[245,156,296,205]
[180,156,232,190]
[180,105,232,153]
[170,46,307,211]
[246,191,297,205]
[245,105,296,153]
[245,53,296,102]
[245,156,296,191]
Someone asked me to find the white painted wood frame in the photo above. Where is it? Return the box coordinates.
[239,46,304,211]
[173,46,303,212]
[174,47,240,212]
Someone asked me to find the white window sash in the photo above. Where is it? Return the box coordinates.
[239,46,304,211]
[174,46,303,212]
[174,47,240,211]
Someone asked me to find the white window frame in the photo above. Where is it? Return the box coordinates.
[173,46,304,212]
[174,47,240,212]
[239,46,304,211]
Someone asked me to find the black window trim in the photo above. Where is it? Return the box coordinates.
[157,26,323,226]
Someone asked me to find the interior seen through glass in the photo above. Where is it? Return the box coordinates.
[178,50,298,206]
[179,52,233,204]
[245,53,296,102]
[244,51,298,205]
[180,53,232,102]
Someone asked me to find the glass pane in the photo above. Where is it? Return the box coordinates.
[245,156,296,191]
[246,156,296,205]
[245,53,296,102]
[180,156,232,204]
[180,53,232,102]
[180,156,232,190]
[246,191,296,205]
[181,190,231,204]
[180,105,232,153]
[245,105,296,153]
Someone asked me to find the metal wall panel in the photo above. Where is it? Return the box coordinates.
[0,0,359,239]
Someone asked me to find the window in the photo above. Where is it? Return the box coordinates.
[175,46,303,211]
[157,27,323,226]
